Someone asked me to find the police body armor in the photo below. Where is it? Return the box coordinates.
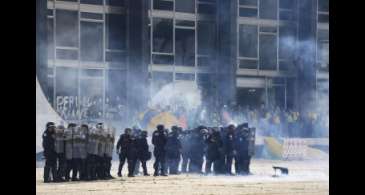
[248,128,256,156]
[54,127,65,154]
[87,127,99,156]
[105,129,115,158]
[97,128,106,157]
[74,126,87,159]
[64,127,74,160]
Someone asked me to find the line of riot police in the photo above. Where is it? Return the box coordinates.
[42,122,115,183]
[42,121,255,182]
[116,123,255,177]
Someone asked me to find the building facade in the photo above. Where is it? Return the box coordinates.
[36,0,329,124]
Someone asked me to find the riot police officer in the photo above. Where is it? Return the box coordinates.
[78,124,88,180]
[42,122,57,183]
[104,127,115,179]
[223,124,237,175]
[152,124,168,176]
[166,126,182,175]
[116,128,137,177]
[234,123,255,175]
[205,128,223,174]
[180,129,192,173]
[64,123,76,181]
[136,130,151,176]
[189,127,207,174]
[54,124,66,182]
[86,126,98,180]
[96,123,107,179]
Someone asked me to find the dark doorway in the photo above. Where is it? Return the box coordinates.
[236,88,265,109]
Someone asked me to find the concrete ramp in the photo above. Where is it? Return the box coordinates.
[36,77,63,153]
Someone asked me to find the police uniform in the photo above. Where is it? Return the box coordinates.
[152,127,168,176]
[166,131,181,175]
[205,131,223,174]
[54,125,66,181]
[96,127,106,179]
[86,127,99,180]
[223,129,236,175]
[189,129,206,174]
[64,124,75,181]
[42,123,57,182]
[136,131,151,176]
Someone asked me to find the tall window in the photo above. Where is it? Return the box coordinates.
[175,20,195,66]
[198,0,216,15]
[318,0,329,23]
[176,0,195,13]
[55,10,78,47]
[80,0,103,5]
[152,18,174,65]
[259,0,278,20]
[106,14,127,64]
[81,22,103,61]
[47,18,54,59]
[238,25,258,69]
[279,24,296,70]
[154,0,174,11]
[239,0,258,18]
[198,21,215,67]
[317,29,329,71]
[259,33,277,70]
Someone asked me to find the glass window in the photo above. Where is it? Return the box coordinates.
[239,0,257,6]
[260,26,277,33]
[106,0,125,6]
[279,0,294,9]
[106,14,127,50]
[198,21,215,56]
[279,24,296,59]
[106,51,127,63]
[154,0,174,11]
[259,0,278,20]
[153,18,173,53]
[56,49,78,60]
[81,12,103,20]
[176,0,195,13]
[176,20,195,27]
[198,3,216,15]
[317,30,329,70]
[80,0,103,5]
[47,18,54,59]
[280,10,294,20]
[152,54,174,65]
[81,22,103,61]
[318,14,329,23]
[259,34,277,70]
[55,67,79,120]
[80,69,103,77]
[239,8,258,18]
[239,25,258,58]
[56,10,78,47]
[80,78,104,120]
[198,56,213,67]
[175,73,195,81]
[175,28,195,66]
[318,0,329,12]
[239,59,258,69]
[279,60,290,71]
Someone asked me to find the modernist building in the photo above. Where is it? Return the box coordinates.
[36,0,329,123]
